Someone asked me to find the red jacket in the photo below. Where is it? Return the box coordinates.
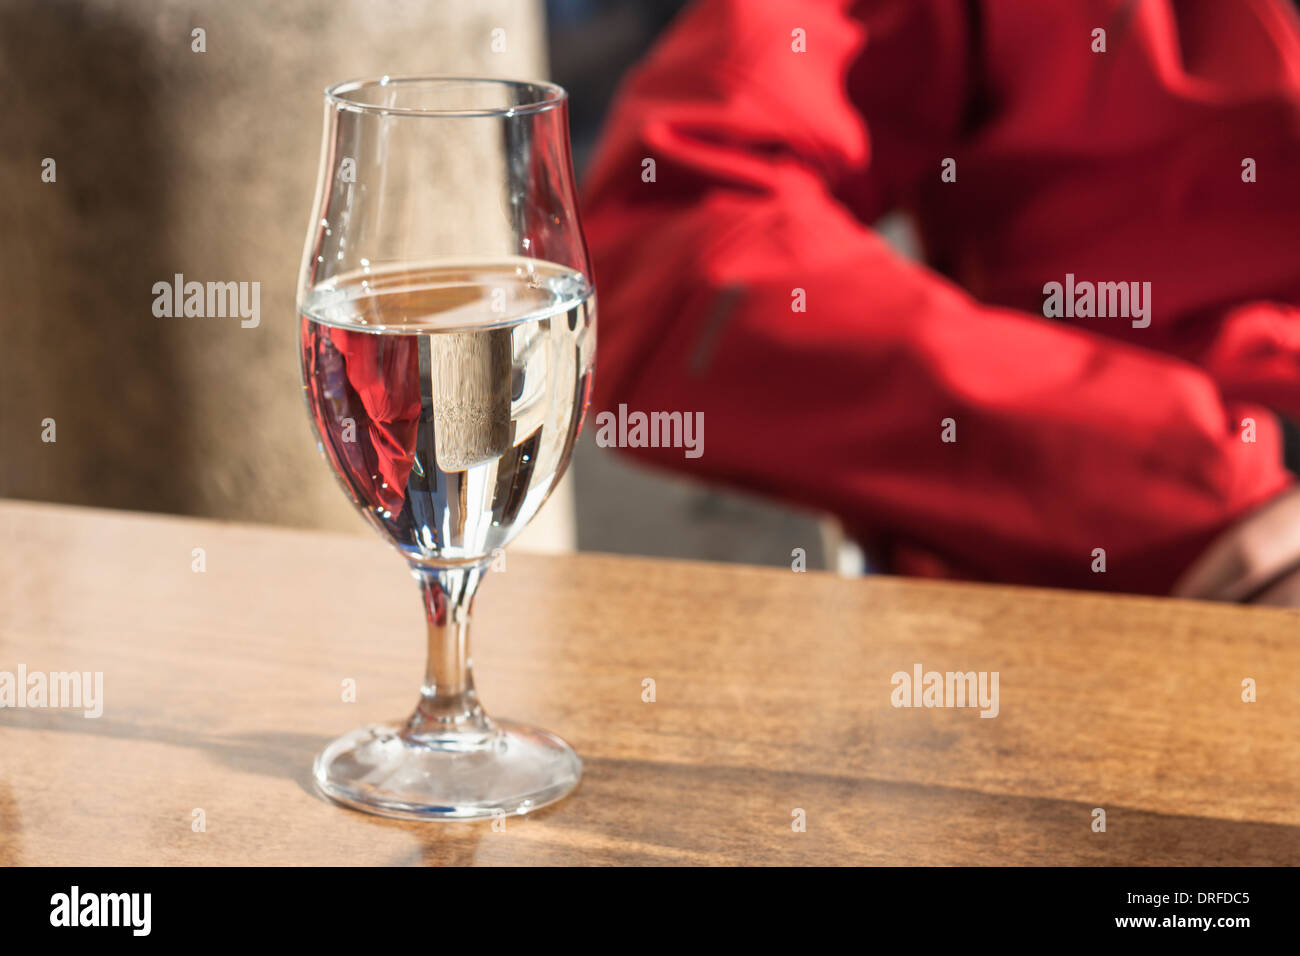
[582,0,1300,594]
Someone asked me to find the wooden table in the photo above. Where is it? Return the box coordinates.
[1,500,1297,865]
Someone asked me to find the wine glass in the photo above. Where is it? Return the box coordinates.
[296,76,595,820]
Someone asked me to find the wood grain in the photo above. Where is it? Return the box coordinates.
[1,500,1297,865]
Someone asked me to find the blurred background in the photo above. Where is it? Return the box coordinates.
[0,0,838,569]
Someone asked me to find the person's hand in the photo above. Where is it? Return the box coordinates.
[1171,486,1300,606]
[1244,566,1300,607]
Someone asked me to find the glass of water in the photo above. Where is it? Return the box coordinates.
[296,76,595,820]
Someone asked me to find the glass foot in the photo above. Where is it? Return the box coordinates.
[313,718,581,821]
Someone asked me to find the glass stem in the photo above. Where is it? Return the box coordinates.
[406,563,495,744]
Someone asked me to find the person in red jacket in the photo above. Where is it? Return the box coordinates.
[581,0,1300,604]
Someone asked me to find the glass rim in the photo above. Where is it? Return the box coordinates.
[324,74,568,118]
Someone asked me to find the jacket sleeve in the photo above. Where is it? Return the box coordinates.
[580,0,1291,593]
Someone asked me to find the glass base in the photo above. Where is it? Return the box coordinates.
[313,718,581,821]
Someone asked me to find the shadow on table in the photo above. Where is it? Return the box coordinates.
[390,756,1300,866]
[0,782,22,865]
[0,709,327,799]
[0,708,494,864]
[7,711,1293,864]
